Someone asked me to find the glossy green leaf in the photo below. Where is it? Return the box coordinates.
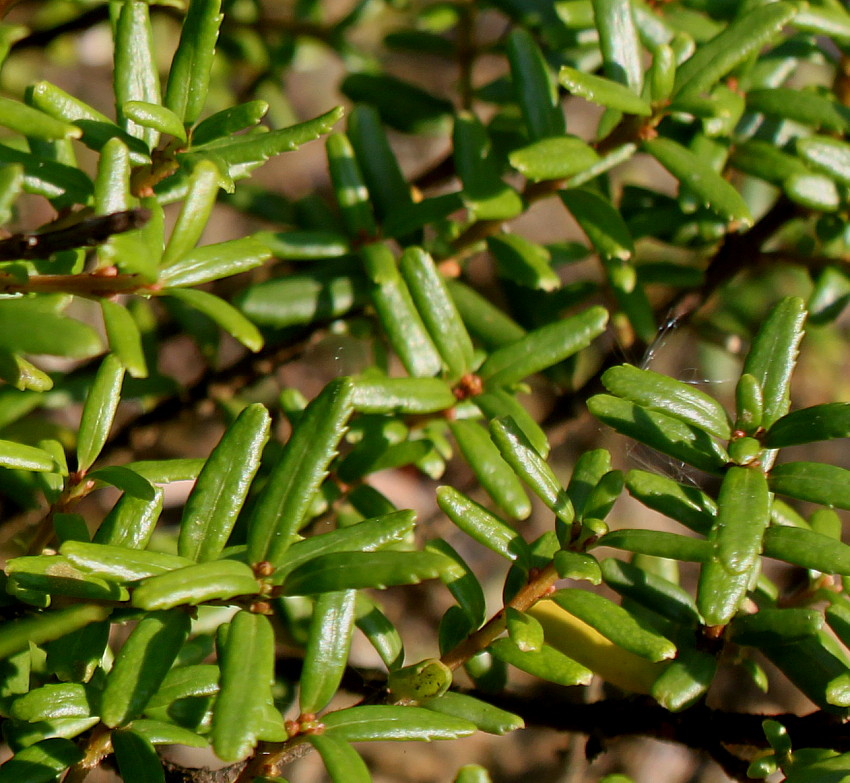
[322,705,476,742]
[93,485,163,548]
[76,354,124,473]
[0,96,80,141]
[560,188,633,261]
[455,765,492,783]
[551,589,676,661]
[387,658,452,701]
[247,377,354,564]
[61,541,193,582]
[651,646,716,712]
[166,288,263,351]
[112,729,165,783]
[509,135,600,182]
[449,420,530,521]
[161,161,221,267]
[436,486,529,562]
[446,279,525,349]
[0,297,101,358]
[7,554,128,600]
[453,113,522,220]
[730,608,823,648]
[352,376,455,415]
[598,529,711,563]
[764,403,850,448]
[158,236,271,288]
[178,403,269,561]
[711,466,771,576]
[643,137,752,227]
[747,88,850,133]
[589,394,728,475]
[672,3,797,100]
[425,539,486,629]
[164,0,223,125]
[553,551,602,584]
[100,299,147,378]
[601,558,700,627]
[0,604,111,661]
[696,557,750,629]
[625,469,715,535]
[769,462,850,510]
[742,297,807,430]
[506,29,565,140]
[190,100,268,147]
[0,738,83,783]
[44,619,108,683]
[300,590,356,714]
[101,610,191,727]
[126,720,207,748]
[763,526,850,576]
[131,559,259,611]
[340,74,453,134]
[355,594,404,670]
[0,440,56,473]
[487,234,560,292]
[122,101,186,143]
[592,0,642,91]
[11,683,90,721]
[489,417,573,523]
[326,132,376,238]
[0,143,93,204]
[505,607,544,652]
[734,373,763,436]
[489,637,593,687]
[478,305,607,388]
[797,135,850,186]
[212,611,276,761]
[601,364,731,439]
[280,550,456,595]
[559,67,650,115]
[421,691,524,735]
[307,733,371,783]
[474,389,549,457]
[114,0,161,149]
[400,247,476,377]
[360,242,443,377]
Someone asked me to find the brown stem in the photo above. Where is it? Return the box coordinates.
[0,272,148,298]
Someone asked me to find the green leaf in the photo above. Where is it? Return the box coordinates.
[0,604,112,661]
[449,420,531,521]
[601,364,731,439]
[326,132,377,239]
[322,705,476,742]
[247,377,354,564]
[130,559,259,611]
[769,462,850,510]
[178,403,270,561]
[487,234,560,292]
[625,469,715,535]
[76,354,125,473]
[598,529,711,563]
[400,247,476,378]
[453,113,523,220]
[489,637,593,687]
[505,607,544,652]
[554,551,602,584]
[94,485,163,547]
[0,143,93,204]
[763,526,850,576]
[307,733,371,783]
[764,403,850,448]
[489,417,573,524]
[0,296,101,358]
[508,136,600,182]
[161,161,221,267]
[7,555,129,601]
[300,590,356,714]
[164,0,223,125]
[589,394,728,475]
[421,692,524,735]
[454,766,492,783]
[558,67,650,115]
[190,100,268,147]
[559,189,633,261]
[478,305,608,388]
[0,96,81,141]
[212,611,276,761]
[340,74,453,134]
[551,589,676,661]
[352,376,456,415]
[730,608,823,648]
[592,0,643,91]
[742,297,807,431]
[11,683,90,721]
[158,236,271,288]
[127,720,207,748]
[436,486,530,562]
[355,594,404,670]
[797,136,850,186]
[425,539,486,629]
[114,0,161,150]
[112,730,165,783]
[61,540,194,582]
[506,29,565,140]
[651,647,716,712]
[672,3,798,100]
[101,610,191,727]
[0,738,83,783]
[280,550,456,595]
[164,288,263,351]
[387,658,452,701]
[642,137,752,227]
[101,299,147,378]
[447,279,526,350]
[747,88,850,133]
[0,440,56,472]
[122,101,187,143]
[360,242,443,378]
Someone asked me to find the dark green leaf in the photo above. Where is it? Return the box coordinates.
[506,29,565,140]
[322,705,476,742]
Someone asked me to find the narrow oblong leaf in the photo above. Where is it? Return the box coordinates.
[797,135,850,186]
[589,394,729,475]
[425,539,486,629]
[598,529,711,563]
[0,96,81,140]
[651,647,716,713]
[280,550,457,595]
[0,738,83,783]
[747,88,850,133]
[11,683,91,721]
[326,132,376,238]
[76,354,125,473]
[558,67,650,115]
[550,588,676,661]
[506,29,565,140]
[487,234,560,292]
[447,279,525,349]
[769,462,850,510]
[697,558,750,629]
[61,541,194,582]
[436,486,530,562]
[764,403,850,448]
[322,705,476,742]
[601,364,731,439]
[352,376,456,415]
[730,608,823,648]
[763,526,850,575]
[592,0,643,91]
[130,559,259,611]
[101,299,147,378]
[421,691,524,735]
[625,469,715,534]
[164,0,223,125]
[478,305,608,388]
[161,160,221,267]
[164,288,263,351]
[6,556,128,601]
[0,440,56,472]
[94,486,163,548]
[122,101,186,143]
[642,137,752,227]
[0,604,111,660]
[158,236,271,288]
[508,136,600,181]
[491,637,593,688]
[307,733,371,783]
[190,100,268,147]
[247,377,355,565]
[672,3,797,100]
[300,590,356,714]
[505,607,544,652]
[559,189,633,261]
[212,611,276,761]
[100,610,191,727]
[355,593,404,670]
[178,403,270,561]
[112,729,165,783]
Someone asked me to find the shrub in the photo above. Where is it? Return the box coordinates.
[2,1,850,782]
